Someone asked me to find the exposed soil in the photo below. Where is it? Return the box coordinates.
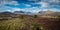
[36,17,60,30]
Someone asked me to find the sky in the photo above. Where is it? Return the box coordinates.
[0,0,60,13]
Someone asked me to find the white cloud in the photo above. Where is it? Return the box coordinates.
[25,4,31,7]
[41,0,60,5]
[0,0,20,12]
[40,2,49,8]
[46,0,60,3]
[8,1,19,6]
[35,2,49,8]
[0,6,12,10]
[6,10,11,12]
[0,0,19,6]
[33,0,60,10]
[28,0,38,1]
[12,8,20,11]
[12,8,23,11]
[23,7,41,13]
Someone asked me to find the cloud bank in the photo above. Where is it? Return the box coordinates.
[0,0,60,12]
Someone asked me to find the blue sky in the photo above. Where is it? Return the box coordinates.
[0,0,60,13]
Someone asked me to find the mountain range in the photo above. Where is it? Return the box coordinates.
[0,10,60,16]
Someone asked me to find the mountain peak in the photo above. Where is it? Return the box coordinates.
[45,10,54,14]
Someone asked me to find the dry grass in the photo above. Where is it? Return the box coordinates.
[0,18,43,30]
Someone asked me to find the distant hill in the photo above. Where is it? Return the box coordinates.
[0,10,60,16]
[0,11,17,17]
[14,11,25,14]
[0,11,13,14]
[38,10,60,16]
[14,11,34,15]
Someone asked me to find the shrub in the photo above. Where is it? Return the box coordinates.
[32,15,37,18]
[30,22,43,30]
[19,15,24,19]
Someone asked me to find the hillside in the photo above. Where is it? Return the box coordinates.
[0,15,60,30]
[0,11,60,30]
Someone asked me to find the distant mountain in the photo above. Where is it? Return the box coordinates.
[42,10,54,16]
[14,11,33,15]
[53,12,60,16]
[14,11,25,14]
[1,11,13,14]
[38,11,45,15]
[0,10,60,16]
[38,10,60,16]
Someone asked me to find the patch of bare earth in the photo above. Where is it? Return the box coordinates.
[34,17,60,30]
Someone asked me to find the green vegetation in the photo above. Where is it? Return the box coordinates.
[32,15,37,18]
[0,14,60,30]
[0,18,43,30]
[30,22,43,30]
[19,15,24,19]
